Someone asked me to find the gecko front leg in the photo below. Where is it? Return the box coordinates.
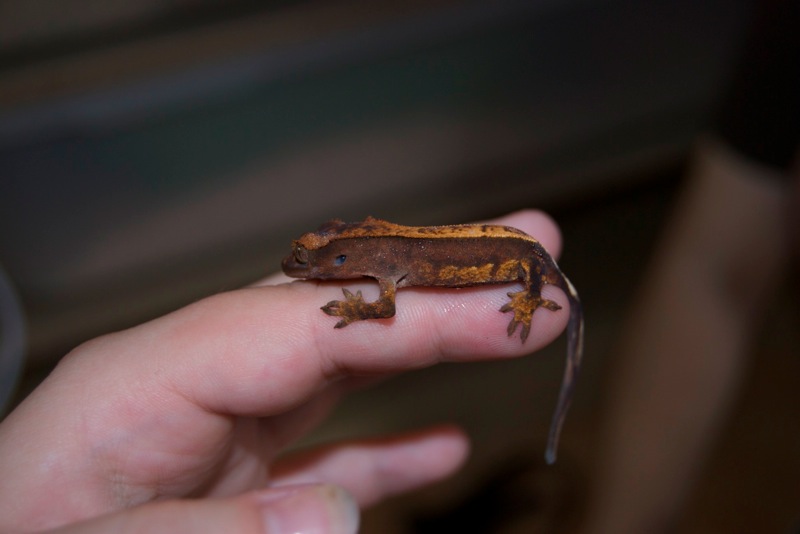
[322,277,398,328]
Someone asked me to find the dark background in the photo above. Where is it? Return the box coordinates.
[2,1,798,531]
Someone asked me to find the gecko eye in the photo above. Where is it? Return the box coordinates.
[334,254,347,266]
[293,245,308,264]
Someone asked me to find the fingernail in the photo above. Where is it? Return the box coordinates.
[258,484,360,534]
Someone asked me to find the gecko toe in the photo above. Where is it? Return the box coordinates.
[520,322,531,343]
[506,318,518,337]
[543,299,562,312]
[321,301,338,315]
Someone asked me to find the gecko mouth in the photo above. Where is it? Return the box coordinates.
[281,254,309,277]
[281,242,311,277]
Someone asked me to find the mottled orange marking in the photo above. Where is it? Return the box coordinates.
[496,259,519,279]
[415,261,435,277]
[438,264,494,283]
[437,266,459,279]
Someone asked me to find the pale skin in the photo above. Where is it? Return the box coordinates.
[0,210,569,534]
[582,138,794,533]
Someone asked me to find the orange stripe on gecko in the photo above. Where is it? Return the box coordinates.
[295,216,537,250]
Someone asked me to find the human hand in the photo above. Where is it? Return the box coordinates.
[0,210,568,533]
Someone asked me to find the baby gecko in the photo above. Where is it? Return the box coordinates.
[282,216,584,464]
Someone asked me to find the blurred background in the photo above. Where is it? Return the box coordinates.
[1,0,798,532]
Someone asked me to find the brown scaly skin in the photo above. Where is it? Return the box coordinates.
[282,217,584,464]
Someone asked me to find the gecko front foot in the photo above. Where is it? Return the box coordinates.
[322,288,368,328]
[500,290,561,343]
[322,287,396,328]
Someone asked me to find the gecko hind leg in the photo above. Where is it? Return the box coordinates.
[501,289,561,343]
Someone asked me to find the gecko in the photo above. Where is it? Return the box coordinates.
[281,216,584,464]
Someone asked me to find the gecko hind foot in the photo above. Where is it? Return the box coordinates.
[501,290,561,343]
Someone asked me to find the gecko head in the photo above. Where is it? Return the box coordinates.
[282,234,367,280]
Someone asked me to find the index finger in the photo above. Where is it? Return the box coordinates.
[167,209,569,415]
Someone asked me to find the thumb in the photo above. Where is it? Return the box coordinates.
[51,484,360,534]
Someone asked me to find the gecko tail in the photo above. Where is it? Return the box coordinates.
[544,272,584,465]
